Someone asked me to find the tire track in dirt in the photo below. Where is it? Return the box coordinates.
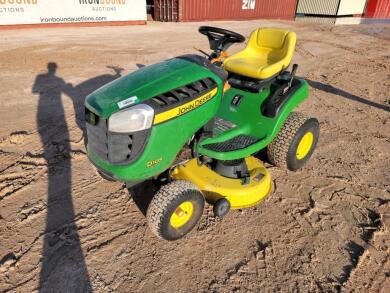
[0,126,89,203]
[205,238,326,292]
[296,42,315,59]
[1,185,127,292]
[298,175,388,291]
[0,155,46,201]
[206,240,271,292]
[18,200,47,223]
[342,206,389,292]
[0,229,46,291]
[270,161,389,291]
[300,37,379,56]
[339,210,382,286]
[0,130,46,202]
[0,130,36,172]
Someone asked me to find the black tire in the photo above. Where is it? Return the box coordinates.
[146,180,204,241]
[267,112,319,171]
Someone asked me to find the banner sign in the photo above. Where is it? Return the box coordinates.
[0,0,147,26]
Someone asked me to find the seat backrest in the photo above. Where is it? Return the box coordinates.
[246,28,297,62]
[256,28,289,49]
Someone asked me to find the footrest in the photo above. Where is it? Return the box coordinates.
[202,135,259,152]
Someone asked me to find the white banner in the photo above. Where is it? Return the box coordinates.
[0,0,146,26]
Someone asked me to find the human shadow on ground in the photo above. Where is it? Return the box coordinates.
[121,64,157,216]
[67,65,124,144]
[129,180,159,216]
[33,62,122,292]
[306,79,390,112]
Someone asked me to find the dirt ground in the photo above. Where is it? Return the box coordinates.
[0,20,389,293]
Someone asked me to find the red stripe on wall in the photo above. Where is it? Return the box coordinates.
[365,0,390,18]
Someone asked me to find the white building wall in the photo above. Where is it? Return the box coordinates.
[337,0,367,15]
[0,0,147,26]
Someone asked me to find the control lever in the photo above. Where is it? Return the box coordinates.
[193,46,211,58]
[288,64,298,88]
[283,64,298,95]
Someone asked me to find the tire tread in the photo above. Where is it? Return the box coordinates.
[267,112,308,169]
[146,180,200,239]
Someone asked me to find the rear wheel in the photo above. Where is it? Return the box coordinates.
[267,112,319,171]
[147,180,204,241]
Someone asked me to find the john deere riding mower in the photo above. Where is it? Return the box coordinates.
[85,27,319,240]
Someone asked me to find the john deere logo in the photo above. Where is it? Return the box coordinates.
[147,157,163,168]
[154,88,218,125]
[178,91,215,115]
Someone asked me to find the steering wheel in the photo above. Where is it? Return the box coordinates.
[199,26,245,52]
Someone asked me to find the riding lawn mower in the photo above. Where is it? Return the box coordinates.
[85,27,320,240]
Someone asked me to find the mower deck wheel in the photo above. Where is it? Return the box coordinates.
[267,112,319,171]
[146,180,204,241]
[213,198,231,218]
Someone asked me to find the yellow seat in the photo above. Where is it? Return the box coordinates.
[223,28,297,80]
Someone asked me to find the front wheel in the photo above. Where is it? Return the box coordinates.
[267,112,319,171]
[146,180,204,241]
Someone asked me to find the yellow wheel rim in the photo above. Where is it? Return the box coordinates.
[170,201,194,229]
[296,132,314,160]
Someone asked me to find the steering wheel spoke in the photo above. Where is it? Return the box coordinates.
[199,26,245,53]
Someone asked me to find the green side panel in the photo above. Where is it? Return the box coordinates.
[88,89,222,181]
[85,58,222,119]
[198,79,309,160]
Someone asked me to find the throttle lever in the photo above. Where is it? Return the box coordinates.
[193,46,211,58]
[283,64,298,95]
[288,64,298,88]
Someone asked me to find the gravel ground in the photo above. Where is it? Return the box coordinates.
[0,20,389,292]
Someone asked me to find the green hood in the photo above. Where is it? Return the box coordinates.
[85,57,222,119]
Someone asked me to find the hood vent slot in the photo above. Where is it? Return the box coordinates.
[148,78,217,112]
[163,93,180,104]
[174,89,191,99]
[152,97,168,106]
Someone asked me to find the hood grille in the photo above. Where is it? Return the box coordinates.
[147,78,217,113]
[86,108,150,165]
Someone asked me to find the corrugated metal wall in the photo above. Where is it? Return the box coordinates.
[365,0,390,18]
[154,0,179,22]
[155,0,298,22]
[297,0,339,16]
[180,0,298,21]
[296,0,367,16]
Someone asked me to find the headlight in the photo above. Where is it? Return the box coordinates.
[108,104,154,133]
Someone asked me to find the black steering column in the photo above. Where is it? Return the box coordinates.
[198,26,245,60]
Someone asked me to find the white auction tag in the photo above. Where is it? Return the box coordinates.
[117,96,138,109]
